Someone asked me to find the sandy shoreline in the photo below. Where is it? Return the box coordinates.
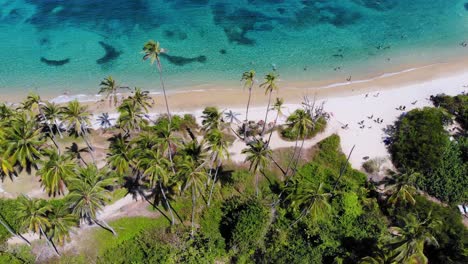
[0,54,467,108]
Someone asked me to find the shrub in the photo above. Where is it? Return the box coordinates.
[417,140,467,204]
[387,107,450,175]
[430,93,468,130]
[0,199,22,244]
[220,197,269,257]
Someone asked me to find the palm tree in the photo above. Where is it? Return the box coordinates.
[383,213,440,264]
[43,101,64,139]
[98,76,128,107]
[384,171,420,206]
[242,139,271,197]
[127,87,153,113]
[96,112,115,131]
[241,70,256,122]
[181,138,208,167]
[284,109,314,176]
[154,124,179,174]
[137,149,176,225]
[22,93,61,153]
[117,99,147,134]
[266,97,284,146]
[37,149,77,197]
[17,195,60,256]
[107,134,133,177]
[201,106,223,132]
[286,179,331,226]
[0,151,15,181]
[47,204,77,247]
[260,72,279,135]
[179,156,208,236]
[61,100,94,162]
[4,113,44,172]
[142,40,171,120]
[206,129,230,206]
[67,165,117,235]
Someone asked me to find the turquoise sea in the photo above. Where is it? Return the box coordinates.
[1,0,468,97]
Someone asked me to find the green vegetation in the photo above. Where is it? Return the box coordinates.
[387,103,467,204]
[387,107,450,174]
[430,93,468,130]
[0,42,466,263]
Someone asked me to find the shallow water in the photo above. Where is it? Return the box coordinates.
[0,0,467,96]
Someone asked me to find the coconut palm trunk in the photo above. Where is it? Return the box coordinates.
[39,108,61,155]
[245,83,253,122]
[40,225,60,256]
[191,185,196,237]
[284,134,300,176]
[156,59,172,121]
[267,109,280,147]
[262,90,273,135]
[290,137,306,175]
[0,216,31,246]
[159,181,176,225]
[54,120,64,139]
[94,218,117,236]
[207,162,220,206]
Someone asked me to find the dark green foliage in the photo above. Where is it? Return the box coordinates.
[281,116,327,141]
[199,202,226,257]
[387,107,450,174]
[392,195,468,264]
[0,199,23,243]
[220,197,269,257]
[0,246,34,264]
[275,135,386,263]
[431,93,468,130]
[98,227,177,264]
[417,140,468,204]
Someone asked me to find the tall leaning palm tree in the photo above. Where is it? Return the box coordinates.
[266,97,284,146]
[284,109,314,176]
[260,72,279,135]
[17,195,60,256]
[142,40,171,120]
[67,165,116,235]
[242,139,271,197]
[47,204,77,247]
[137,149,176,225]
[241,70,256,122]
[207,129,230,206]
[383,213,440,264]
[179,157,208,236]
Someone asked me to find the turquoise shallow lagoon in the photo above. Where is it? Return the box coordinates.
[1,0,468,97]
